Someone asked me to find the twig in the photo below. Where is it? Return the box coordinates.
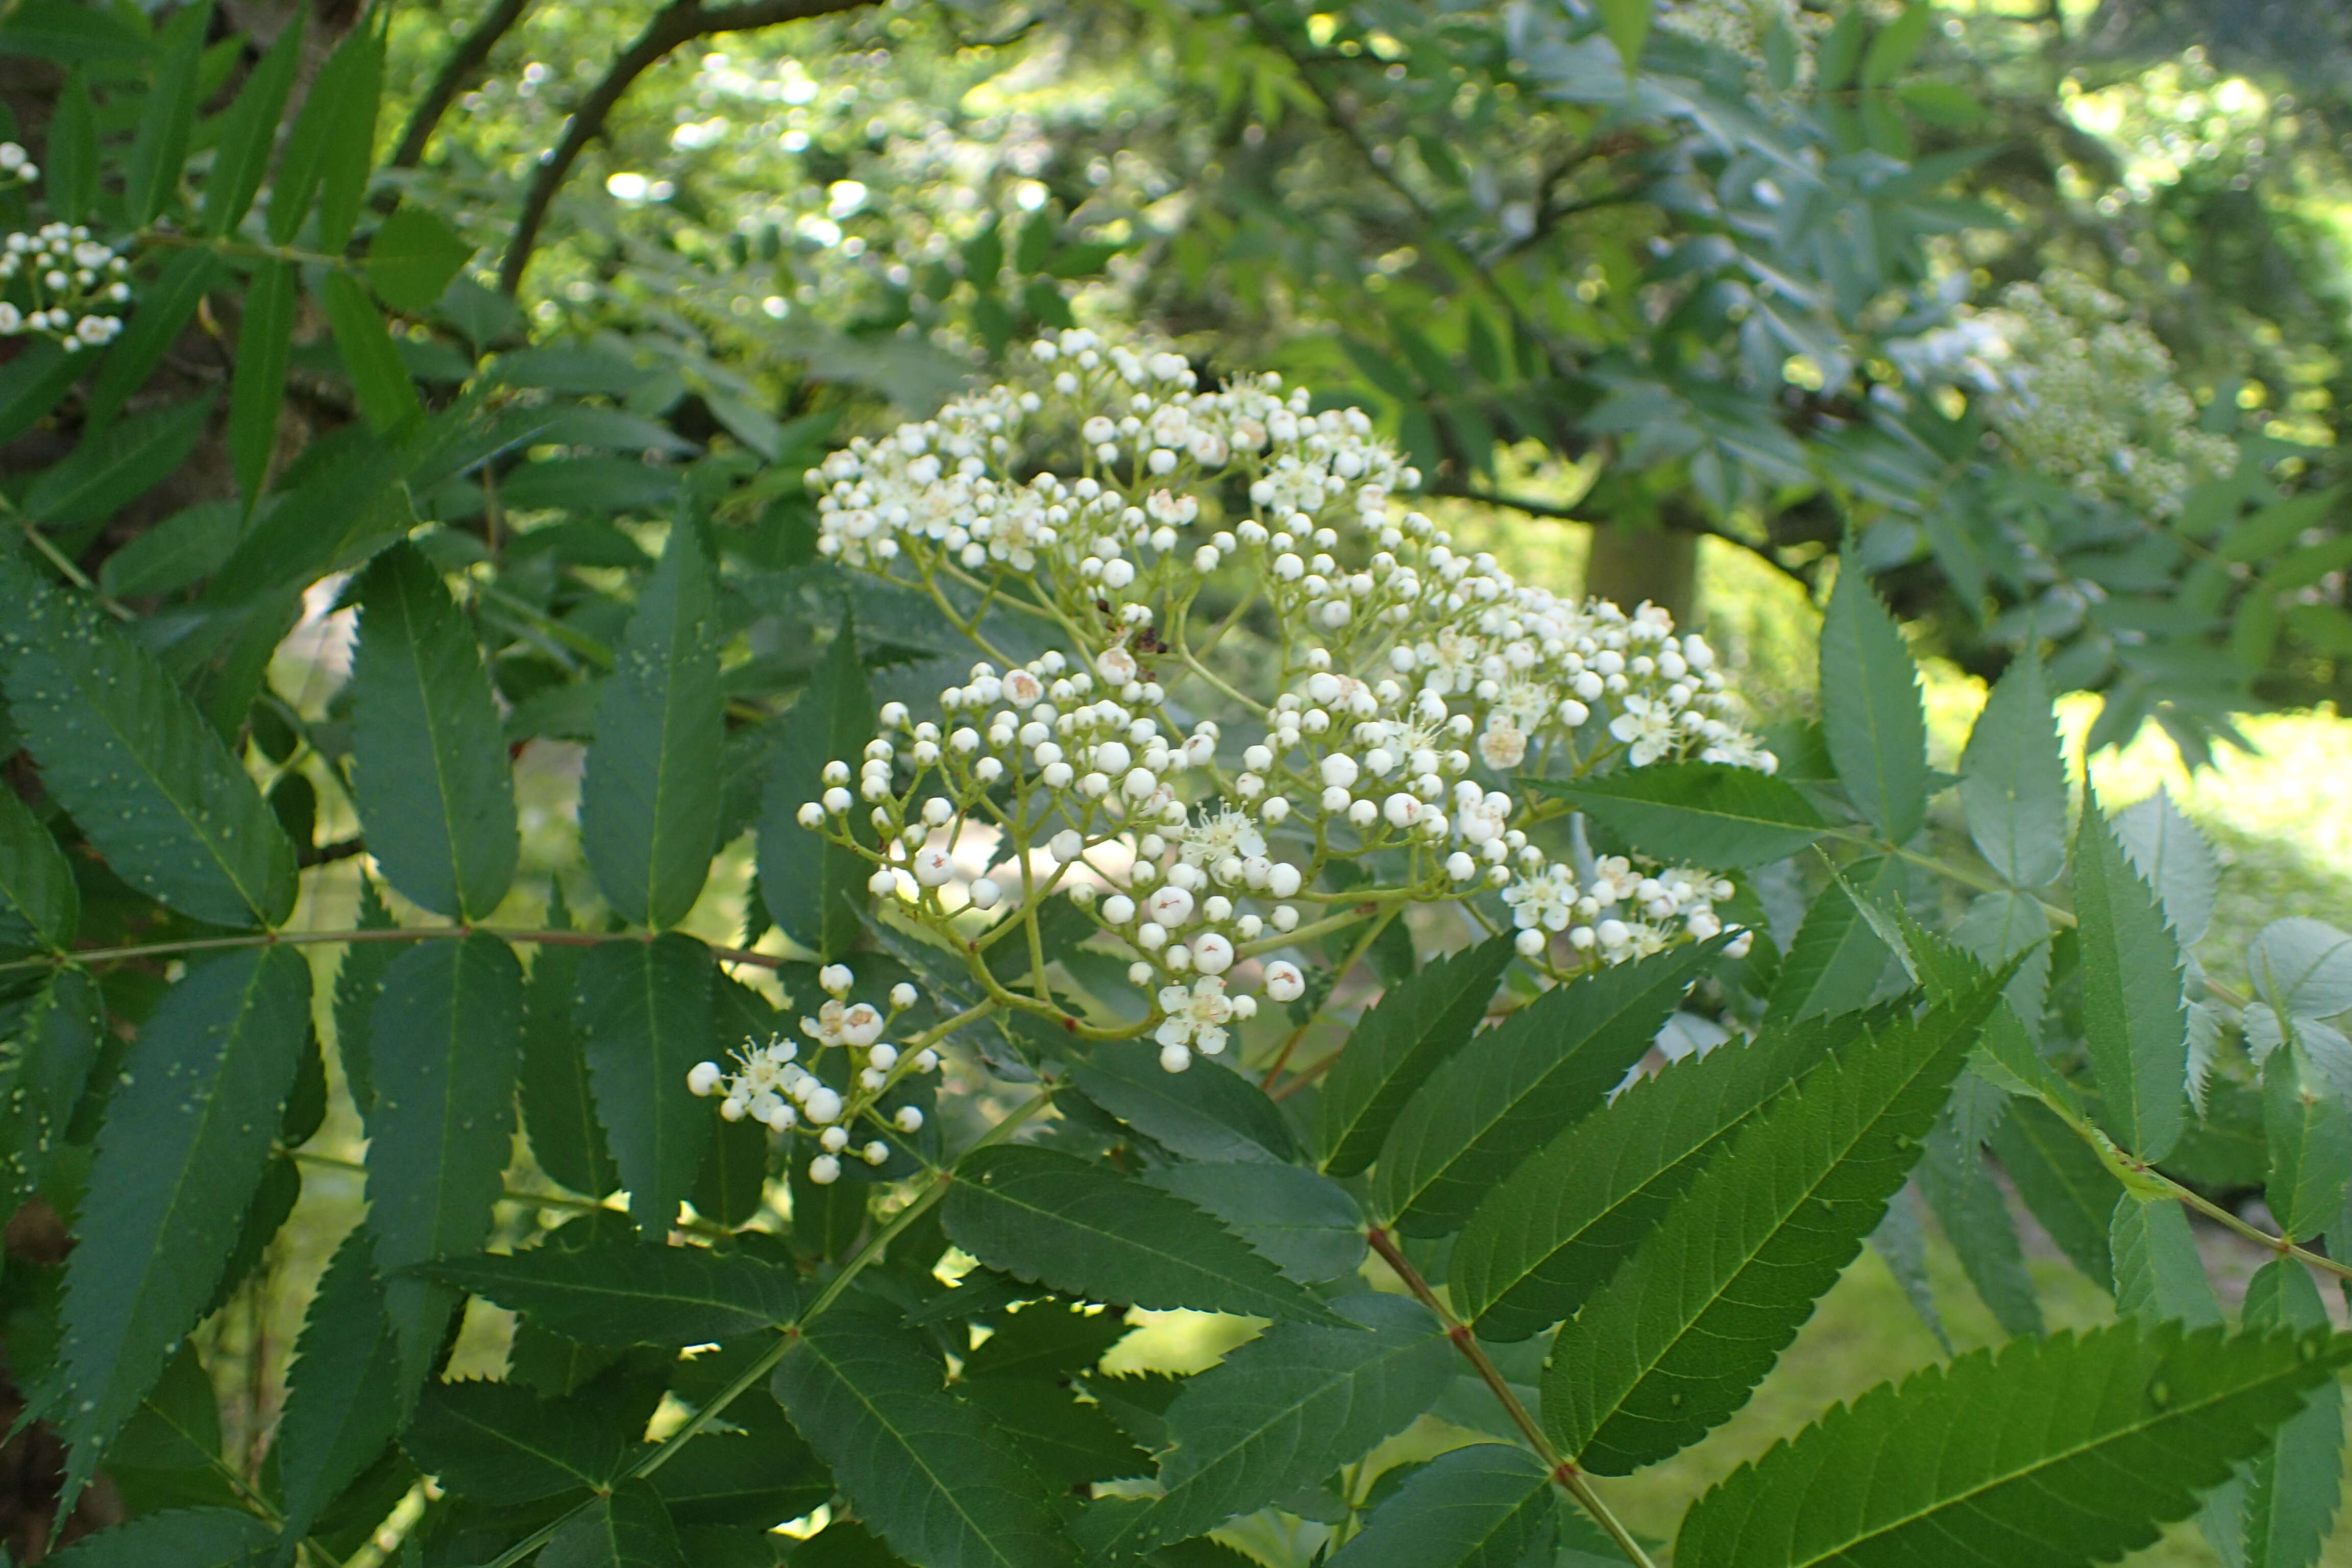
[391,0,539,170]
[497,0,880,293]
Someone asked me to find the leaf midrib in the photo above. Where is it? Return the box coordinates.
[385,564,476,919]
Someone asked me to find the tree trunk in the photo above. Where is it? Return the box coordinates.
[1583,522,1697,625]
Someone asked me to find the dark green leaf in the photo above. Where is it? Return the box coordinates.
[1070,1042,1294,1164]
[402,1379,633,1504]
[1326,1443,1554,1568]
[579,933,715,1238]
[1543,979,2002,1473]
[1375,940,1719,1236]
[124,0,209,223]
[0,2,150,63]
[962,1301,1131,1383]
[2264,1044,2352,1244]
[22,398,213,531]
[1989,1100,2118,1291]
[1958,650,2066,888]
[974,1379,1152,1487]
[0,968,103,1208]
[41,1508,274,1567]
[416,1242,796,1345]
[99,501,244,600]
[1451,1006,1861,1341]
[332,876,399,1115]
[1536,763,1826,869]
[1918,1129,2043,1338]
[366,204,476,314]
[1316,935,1515,1177]
[1819,560,1929,844]
[2241,1259,2343,1568]
[1674,1322,2352,1568]
[2074,790,2188,1162]
[229,258,297,499]
[0,341,85,446]
[649,1424,830,1529]
[772,1298,1075,1568]
[1082,1295,1453,1557]
[0,783,77,950]
[1765,859,1902,1024]
[757,611,869,959]
[542,1477,688,1568]
[45,71,96,221]
[349,543,519,919]
[943,1144,1345,1324]
[320,270,422,432]
[201,14,302,235]
[521,915,619,1197]
[363,935,524,1385]
[268,21,380,247]
[582,524,722,929]
[276,1228,407,1550]
[1144,1162,1366,1283]
[55,947,311,1505]
[86,250,219,433]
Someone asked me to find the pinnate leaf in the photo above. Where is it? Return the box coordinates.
[2241,1259,2344,1568]
[1144,1162,1365,1283]
[402,1379,634,1504]
[2111,1191,2220,1329]
[1958,649,2066,888]
[366,204,476,315]
[1,550,295,927]
[1071,1042,1294,1164]
[582,522,721,929]
[1766,859,1903,1024]
[1543,979,2002,1473]
[2263,1044,2352,1244]
[415,1242,797,1345]
[42,1508,274,1567]
[757,609,872,960]
[542,1478,688,1568]
[2074,790,2189,1162]
[520,900,620,1196]
[275,1228,407,1553]
[2116,789,2217,945]
[56,947,311,1505]
[349,543,519,919]
[943,1144,1344,1324]
[1325,1443,1555,1568]
[201,13,301,235]
[1989,1099,2118,1291]
[320,270,421,432]
[771,1297,1075,1568]
[1536,762,1827,868]
[1674,1321,2352,1568]
[580,933,716,1238]
[229,258,297,499]
[1819,559,1929,844]
[1316,934,1515,1176]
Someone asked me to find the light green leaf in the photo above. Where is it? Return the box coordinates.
[943,1144,1345,1324]
[367,204,476,315]
[1989,1099,2117,1291]
[582,523,722,929]
[1535,763,1826,868]
[201,13,301,235]
[757,609,870,959]
[1951,891,2053,1025]
[2116,790,2217,946]
[1596,0,1649,72]
[1070,1043,1295,1164]
[2074,789,2189,1162]
[578,933,715,1238]
[41,1508,274,1568]
[1819,560,1929,844]
[1325,1443,1554,1568]
[416,1241,797,1345]
[402,1379,633,1504]
[2241,1259,2344,1568]
[275,1227,407,1552]
[320,270,422,432]
[1765,859,1903,1024]
[55,947,311,1506]
[1958,650,2066,888]
[2111,1191,2220,1329]
[22,397,213,531]
[229,257,297,500]
[1144,1162,1365,1284]
[772,1298,1075,1568]
[123,0,209,223]
[542,1478,688,1568]
[2263,1045,2352,1245]
[2249,919,2352,1022]
[1675,1321,2352,1568]
[349,543,519,919]
[1452,1006,1864,1341]
[1542,979,2002,1473]
[0,782,76,951]
[1315,934,1515,1177]
[86,250,220,434]
[1084,1295,1454,1557]
[1375,939,1720,1236]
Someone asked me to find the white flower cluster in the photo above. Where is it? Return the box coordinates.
[0,218,130,349]
[0,142,35,185]
[1976,269,2237,518]
[686,965,937,1185]
[786,331,1771,1073]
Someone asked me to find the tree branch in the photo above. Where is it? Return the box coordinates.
[496,0,879,295]
[1423,478,1822,593]
[391,0,539,170]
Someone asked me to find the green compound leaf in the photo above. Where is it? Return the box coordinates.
[578,933,715,1239]
[415,1242,797,1345]
[0,781,77,951]
[1957,648,2067,888]
[1819,558,1929,844]
[2241,1259,2344,1568]
[267,18,379,248]
[1316,934,1516,1177]
[757,609,873,961]
[122,0,209,225]
[541,1478,689,1568]
[1085,1294,1454,1558]
[519,898,620,1197]
[1,550,295,928]
[582,522,721,930]
[2263,1043,2352,1244]
[1325,1443,1556,1568]
[331,875,400,1116]
[365,203,476,315]
[1452,1004,1867,1342]
[55,947,311,1508]
[41,1508,275,1567]
[85,249,219,434]
[1145,1162,1365,1284]
[1375,938,1721,1237]
[2074,788,2189,1163]
[229,257,297,500]
[275,1228,407,1554]
[1766,859,1903,1025]
[0,968,104,1209]
[1543,978,2002,1473]
[1535,762,1828,869]
[201,12,301,236]
[349,543,520,920]
[363,935,524,1387]
[2111,1191,2220,1330]
[772,1297,1075,1568]
[320,269,421,432]
[1673,1321,2352,1568]
[1918,1130,2043,1339]
[1989,1099,2119,1292]
[1070,1041,1295,1164]
[402,1379,634,1504]
[943,1144,1345,1325]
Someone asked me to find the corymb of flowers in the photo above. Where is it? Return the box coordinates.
[694,331,1773,1180]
